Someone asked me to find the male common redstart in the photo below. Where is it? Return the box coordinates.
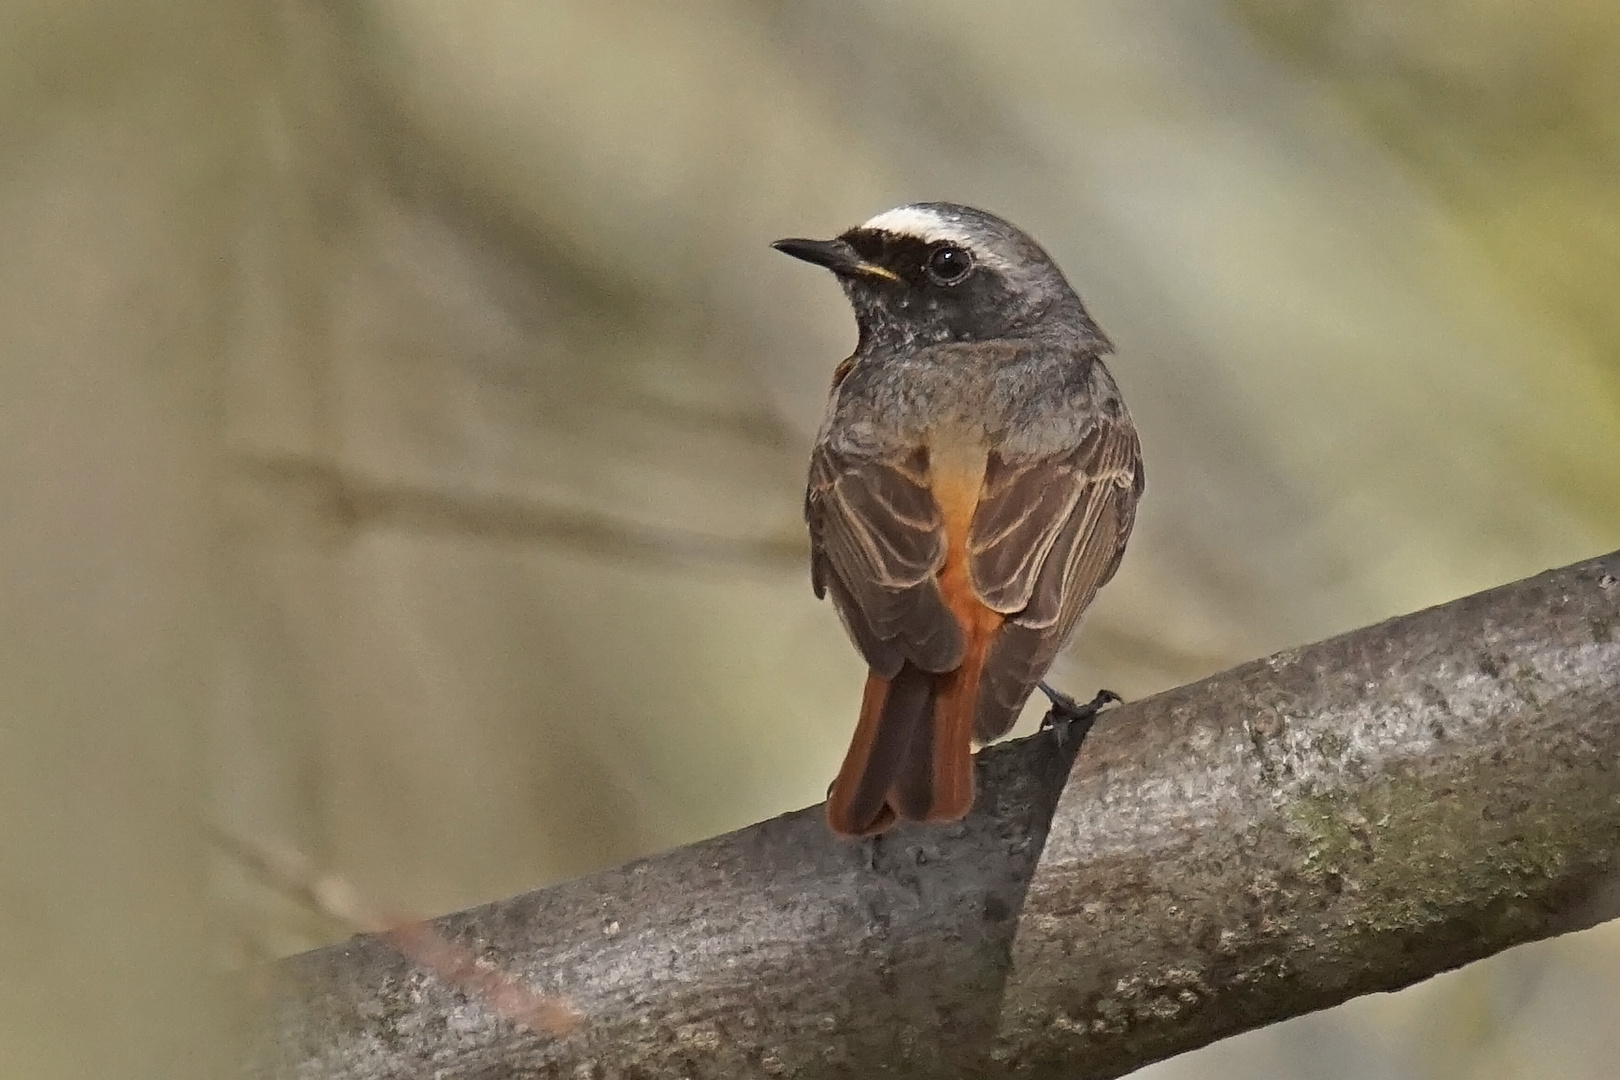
[773,203,1144,837]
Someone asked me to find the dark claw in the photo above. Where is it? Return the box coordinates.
[1038,683,1122,751]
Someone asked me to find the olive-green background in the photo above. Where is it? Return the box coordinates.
[3,2,1617,1077]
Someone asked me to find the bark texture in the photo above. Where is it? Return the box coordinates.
[254,550,1620,1078]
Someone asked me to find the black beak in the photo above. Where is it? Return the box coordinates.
[771,237,899,282]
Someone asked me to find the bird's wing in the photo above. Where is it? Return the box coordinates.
[806,442,966,678]
[968,413,1144,740]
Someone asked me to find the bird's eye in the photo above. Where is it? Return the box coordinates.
[925,244,973,285]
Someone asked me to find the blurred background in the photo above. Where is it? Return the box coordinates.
[3,1,1618,1077]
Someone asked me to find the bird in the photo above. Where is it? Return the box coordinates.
[773,202,1144,837]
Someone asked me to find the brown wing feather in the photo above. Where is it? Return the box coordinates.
[969,417,1143,741]
[806,442,966,677]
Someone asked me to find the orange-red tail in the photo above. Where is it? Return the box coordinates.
[824,628,994,837]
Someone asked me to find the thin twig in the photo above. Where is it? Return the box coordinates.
[214,827,581,1036]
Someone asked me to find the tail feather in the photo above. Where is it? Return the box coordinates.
[890,690,938,822]
[825,640,990,836]
[918,631,990,822]
[826,665,934,836]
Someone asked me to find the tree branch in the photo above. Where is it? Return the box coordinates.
[252,551,1620,1079]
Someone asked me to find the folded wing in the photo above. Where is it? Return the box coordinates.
[806,443,966,677]
[968,414,1144,741]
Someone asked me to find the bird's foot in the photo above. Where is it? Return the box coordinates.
[1038,684,1121,751]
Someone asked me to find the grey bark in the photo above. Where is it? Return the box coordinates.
[254,550,1620,1079]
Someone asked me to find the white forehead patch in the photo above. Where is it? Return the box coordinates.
[860,205,973,246]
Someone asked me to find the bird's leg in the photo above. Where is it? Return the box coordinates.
[1038,683,1121,751]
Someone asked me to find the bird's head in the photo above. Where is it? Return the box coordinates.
[773,202,1101,351]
